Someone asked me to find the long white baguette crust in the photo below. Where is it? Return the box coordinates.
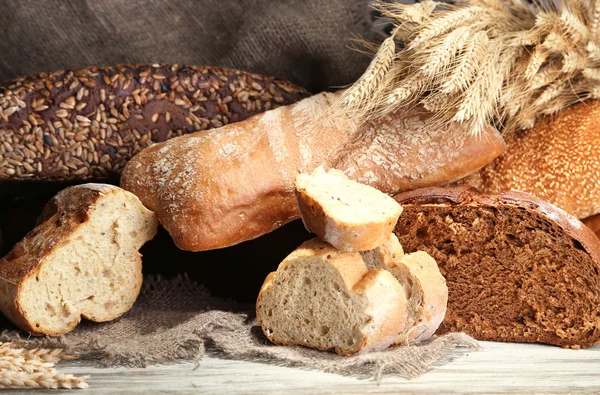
[121,93,505,252]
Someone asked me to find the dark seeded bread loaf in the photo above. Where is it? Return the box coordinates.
[0,64,308,181]
[393,186,600,349]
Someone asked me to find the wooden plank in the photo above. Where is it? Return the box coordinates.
[8,341,600,394]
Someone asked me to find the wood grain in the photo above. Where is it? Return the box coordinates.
[5,341,600,394]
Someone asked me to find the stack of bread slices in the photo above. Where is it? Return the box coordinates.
[256,167,448,355]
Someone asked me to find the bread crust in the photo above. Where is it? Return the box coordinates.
[0,64,308,181]
[393,251,448,344]
[394,186,600,348]
[256,238,407,355]
[0,184,158,336]
[361,235,447,345]
[122,97,505,252]
[295,168,403,252]
[329,106,506,195]
[583,214,600,239]
[459,100,600,219]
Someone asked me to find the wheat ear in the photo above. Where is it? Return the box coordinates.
[410,7,484,49]
[340,0,600,135]
[338,31,397,111]
[0,342,87,390]
[441,31,489,94]
[592,0,600,38]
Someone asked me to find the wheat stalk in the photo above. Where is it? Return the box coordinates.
[592,0,600,38]
[410,7,484,49]
[441,31,489,94]
[560,10,589,43]
[0,342,87,389]
[420,26,471,78]
[337,0,600,135]
[338,31,397,110]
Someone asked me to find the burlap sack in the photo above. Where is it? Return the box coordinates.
[0,276,479,381]
[0,0,375,92]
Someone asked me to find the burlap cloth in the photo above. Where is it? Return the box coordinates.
[0,0,378,92]
[0,275,479,381]
[0,0,477,381]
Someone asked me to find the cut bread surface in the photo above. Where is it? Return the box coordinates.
[256,238,408,355]
[394,187,600,349]
[0,184,158,336]
[295,167,403,251]
[361,234,448,344]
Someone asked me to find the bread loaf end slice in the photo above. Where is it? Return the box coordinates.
[394,186,600,349]
[256,238,408,355]
[0,184,158,336]
[295,167,403,251]
[361,234,448,344]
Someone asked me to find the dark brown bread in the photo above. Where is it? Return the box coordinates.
[0,64,308,181]
[393,186,600,349]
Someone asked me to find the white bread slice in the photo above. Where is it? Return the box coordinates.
[295,167,403,251]
[256,238,408,355]
[0,184,158,336]
[361,234,448,344]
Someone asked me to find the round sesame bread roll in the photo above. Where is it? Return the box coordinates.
[459,99,600,219]
[0,64,308,181]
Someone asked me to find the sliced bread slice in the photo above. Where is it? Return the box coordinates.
[394,186,600,349]
[361,234,448,344]
[295,167,403,251]
[0,184,158,336]
[256,238,408,355]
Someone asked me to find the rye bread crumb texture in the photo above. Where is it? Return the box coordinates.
[295,167,403,251]
[256,238,408,355]
[394,186,600,349]
[0,64,307,181]
[0,184,158,336]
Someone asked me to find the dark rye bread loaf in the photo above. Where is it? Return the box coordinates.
[393,186,600,349]
[0,64,308,181]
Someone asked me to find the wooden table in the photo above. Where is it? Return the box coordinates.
[16,341,600,394]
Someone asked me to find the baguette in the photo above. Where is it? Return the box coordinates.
[0,64,308,181]
[295,167,403,251]
[122,96,505,251]
[394,186,600,349]
[361,235,448,344]
[256,238,408,355]
[0,184,158,336]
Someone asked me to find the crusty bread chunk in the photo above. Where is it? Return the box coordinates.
[0,184,158,336]
[295,167,403,251]
[256,238,408,355]
[361,234,448,344]
[395,186,600,349]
